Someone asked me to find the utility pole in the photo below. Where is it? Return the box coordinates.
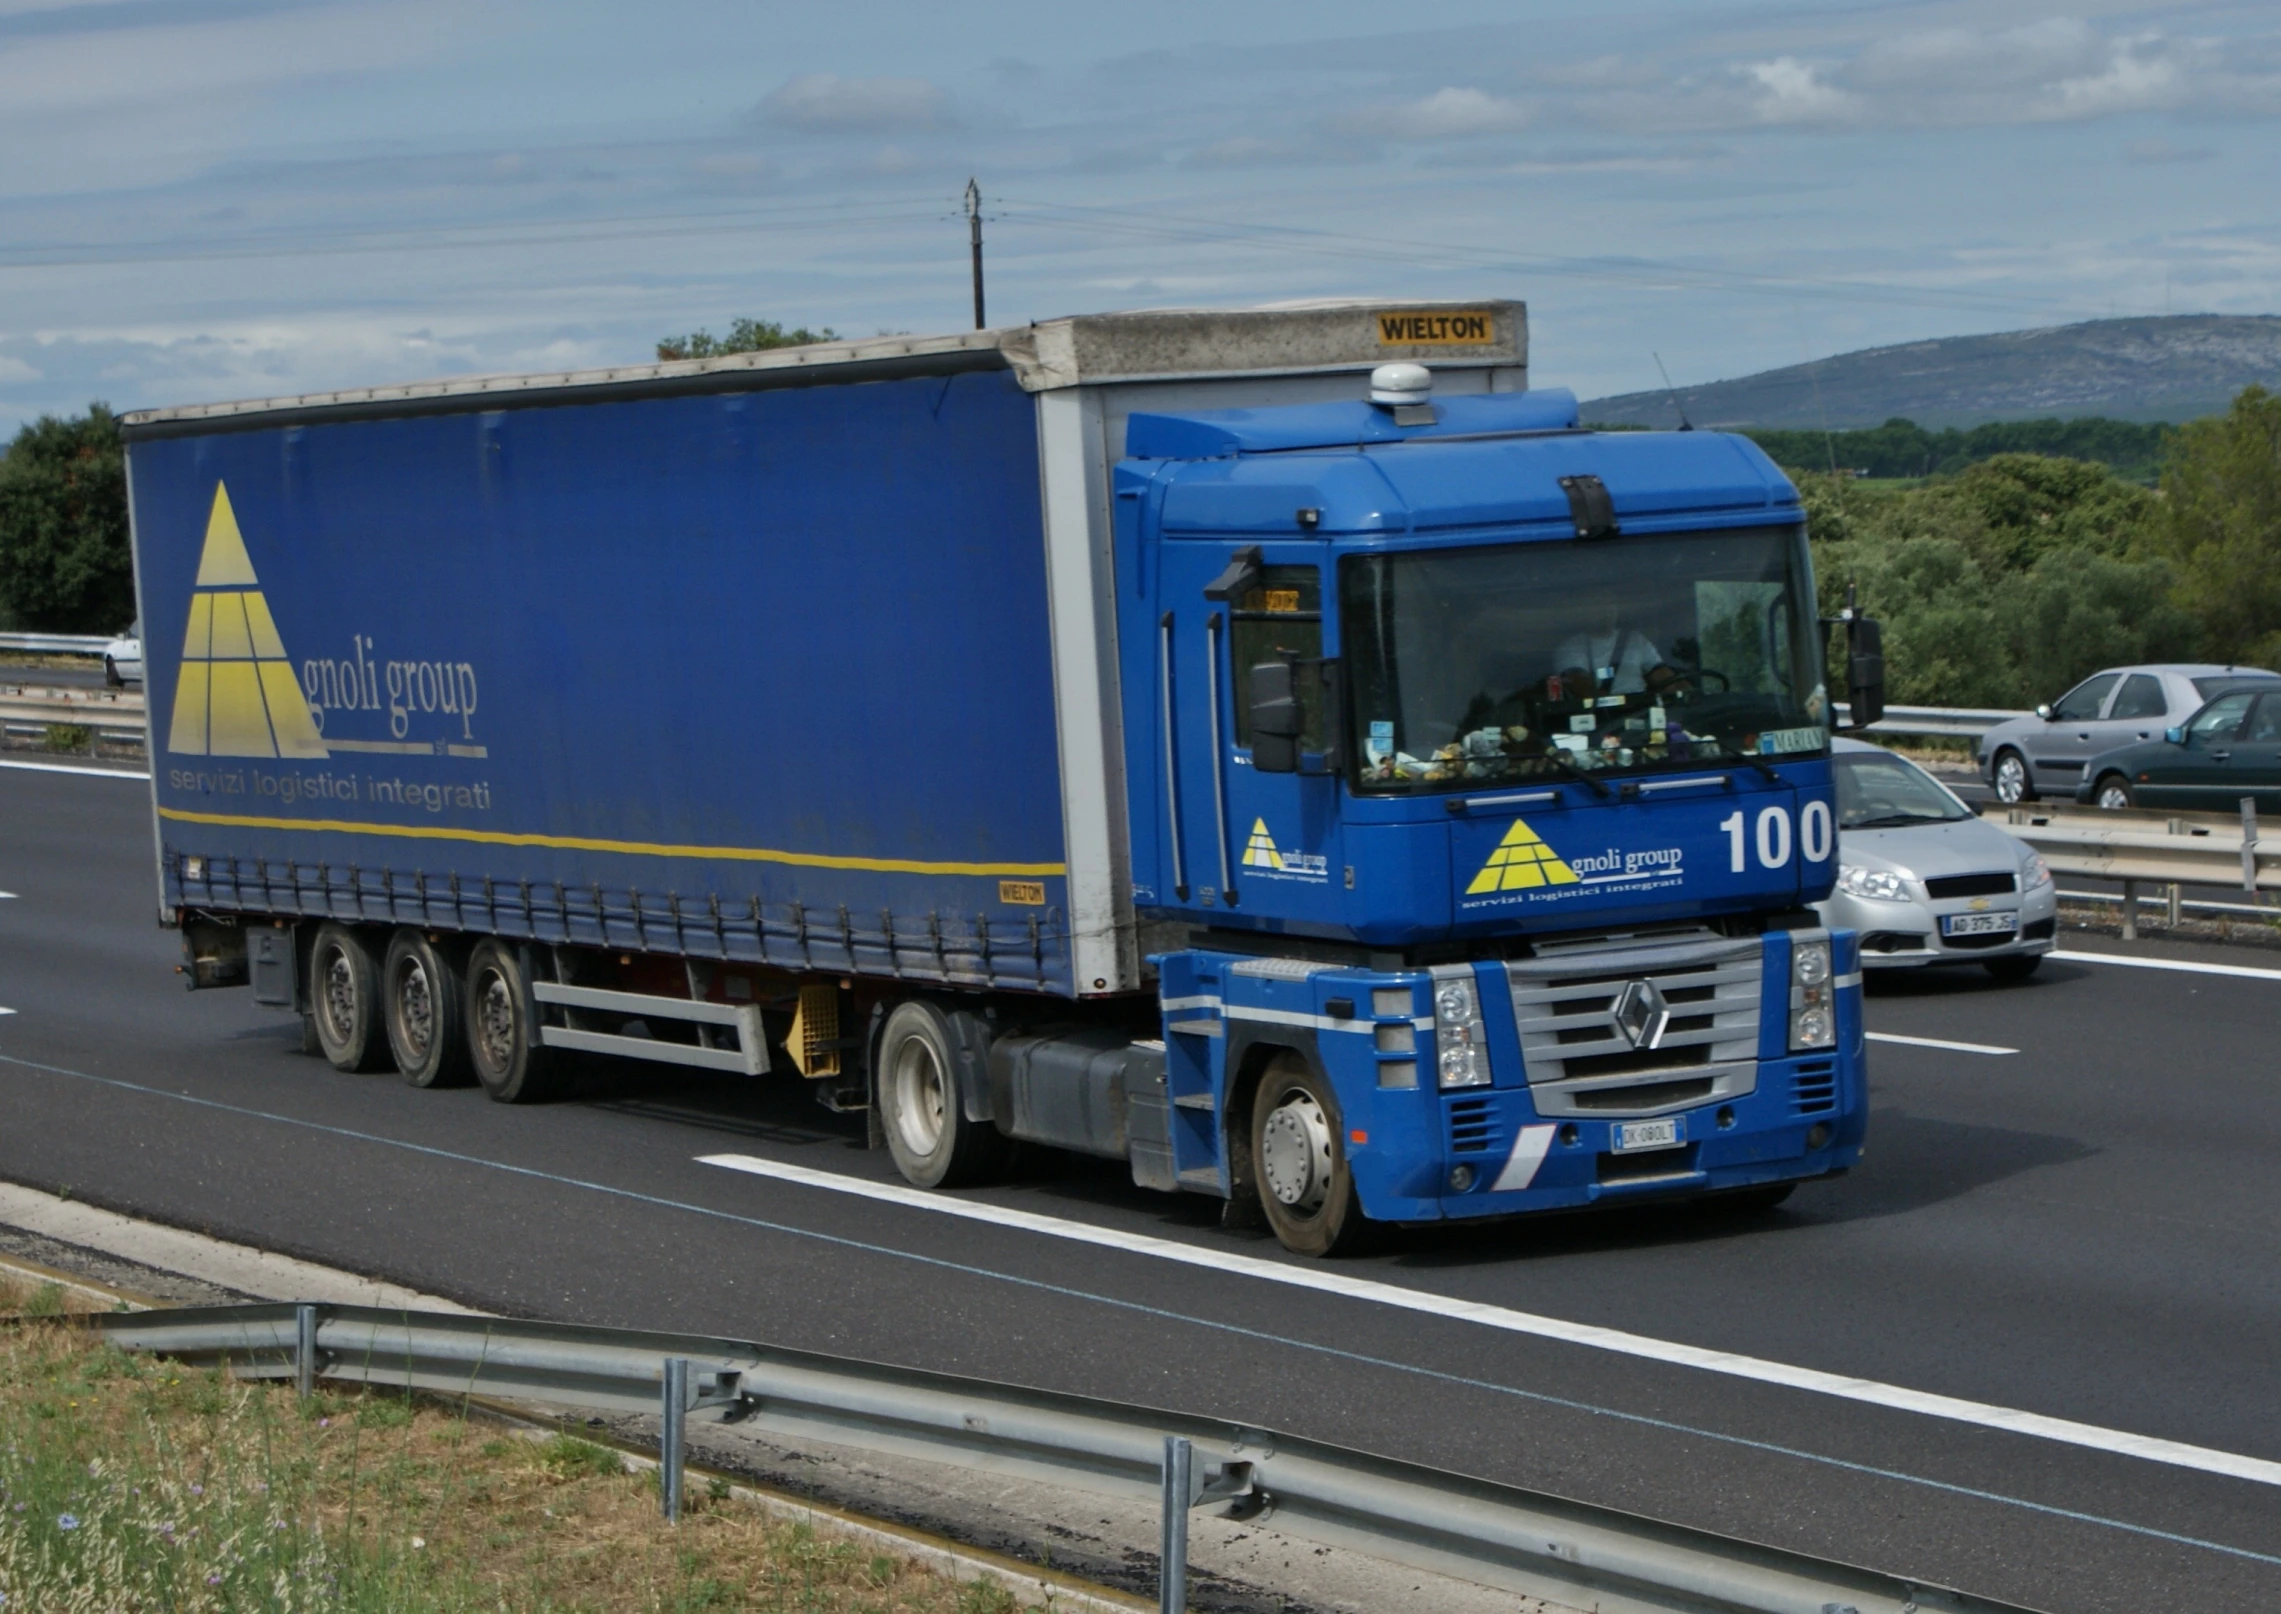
[965,177,985,329]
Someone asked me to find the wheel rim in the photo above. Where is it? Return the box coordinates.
[474,972,516,1072]
[396,959,433,1061]
[1995,754,2026,802]
[889,1036,947,1158]
[1259,1088,1333,1214]
[320,947,358,1044]
[2098,783,2129,810]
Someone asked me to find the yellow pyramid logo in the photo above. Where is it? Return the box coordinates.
[1466,818,1581,894]
[1240,817,1286,871]
[166,484,327,760]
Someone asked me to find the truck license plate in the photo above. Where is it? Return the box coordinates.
[1613,1117,1682,1153]
[1941,911,2019,938]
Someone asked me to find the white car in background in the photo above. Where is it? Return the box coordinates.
[103,621,142,686]
[1817,737,2057,982]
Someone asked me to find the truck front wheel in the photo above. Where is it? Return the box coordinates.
[310,923,387,1073]
[876,1000,1008,1189]
[1251,1055,1371,1257]
[384,929,471,1089]
[465,940,559,1103]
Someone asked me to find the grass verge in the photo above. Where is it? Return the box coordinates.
[0,1289,1029,1612]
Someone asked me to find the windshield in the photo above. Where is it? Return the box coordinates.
[1342,525,1825,792]
[1834,750,1970,827]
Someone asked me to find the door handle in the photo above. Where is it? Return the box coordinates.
[2213,751,2232,762]
[2136,731,2150,739]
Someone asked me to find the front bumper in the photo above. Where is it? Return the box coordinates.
[1816,881,2058,969]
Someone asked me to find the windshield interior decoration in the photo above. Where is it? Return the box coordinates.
[1342,525,1826,792]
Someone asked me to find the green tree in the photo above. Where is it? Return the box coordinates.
[656,317,839,362]
[0,403,132,633]
[2157,385,2281,667]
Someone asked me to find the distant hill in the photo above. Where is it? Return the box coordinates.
[1583,315,2281,431]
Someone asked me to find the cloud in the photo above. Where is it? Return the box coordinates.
[1744,58,1856,124]
[1176,135,1369,171]
[1361,86,1531,139]
[2124,139,2215,165]
[0,355,39,382]
[751,73,957,134]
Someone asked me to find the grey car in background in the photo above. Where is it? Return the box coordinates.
[1818,737,2057,981]
[1977,663,2279,804]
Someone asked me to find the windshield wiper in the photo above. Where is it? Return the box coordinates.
[1848,812,1958,828]
[1542,749,1615,798]
[1722,745,1778,781]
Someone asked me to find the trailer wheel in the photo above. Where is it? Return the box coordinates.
[877,1000,1008,1189]
[383,929,471,1089]
[1251,1054,1370,1257]
[465,939,559,1103]
[309,923,387,1073]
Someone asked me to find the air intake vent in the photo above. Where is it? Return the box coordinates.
[1924,872,2015,900]
[1794,1060,1837,1115]
[1448,1096,1496,1155]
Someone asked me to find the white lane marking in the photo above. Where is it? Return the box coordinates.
[698,1151,2281,1489]
[0,759,149,780]
[0,891,16,899]
[0,1007,14,1016]
[1867,1031,2017,1056]
[2053,949,2281,984]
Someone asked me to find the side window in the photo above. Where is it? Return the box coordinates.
[2189,692,2255,740]
[2052,673,2119,722]
[2248,696,2281,743]
[1230,566,1324,749]
[2109,674,2166,720]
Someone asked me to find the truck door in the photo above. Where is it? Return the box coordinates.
[1158,545,1341,922]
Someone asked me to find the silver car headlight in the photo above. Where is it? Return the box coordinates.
[1790,939,1836,1050]
[2023,853,2053,890]
[1838,863,1911,902]
[1429,966,1491,1089]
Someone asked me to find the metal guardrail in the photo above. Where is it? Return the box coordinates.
[0,631,113,656]
[1837,704,2024,741]
[95,1302,2031,1614]
[1985,800,2274,938]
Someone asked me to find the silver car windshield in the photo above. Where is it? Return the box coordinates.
[1835,751,1971,828]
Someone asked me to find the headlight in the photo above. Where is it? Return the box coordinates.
[1429,966,1491,1089]
[2023,853,2052,890]
[1790,939,1836,1051]
[1838,864,1911,902]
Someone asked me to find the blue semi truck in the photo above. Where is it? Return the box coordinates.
[123,300,1882,1255]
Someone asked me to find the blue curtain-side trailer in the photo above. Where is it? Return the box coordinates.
[123,302,1878,1256]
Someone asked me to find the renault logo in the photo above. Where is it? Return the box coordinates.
[1610,979,1671,1050]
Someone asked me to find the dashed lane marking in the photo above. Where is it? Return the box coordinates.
[699,1151,2281,1491]
[0,759,149,780]
[2052,949,2281,983]
[1866,1031,2017,1055]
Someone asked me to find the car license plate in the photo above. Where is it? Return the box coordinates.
[1941,910,2019,938]
[1613,1117,1683,1153]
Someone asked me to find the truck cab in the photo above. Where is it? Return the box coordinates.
[1109,371,1865,1253]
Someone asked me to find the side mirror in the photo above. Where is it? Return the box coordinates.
[2034,703,2055,721]
[1845,615,1885,731]
[1248,661,1301,774]
[1203,545,1264,604]
[2165,725,2184,745]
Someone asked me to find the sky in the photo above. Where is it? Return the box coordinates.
[1,0,2277,431]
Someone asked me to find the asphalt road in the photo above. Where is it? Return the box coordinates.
[4,760,2279,1613]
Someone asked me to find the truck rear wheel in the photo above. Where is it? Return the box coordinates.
[384,929,471,1089]
[465,939,560,1103]
[1251,1055,1370,1258]
[877,1000,1008,1189]
[310,923,387,1073]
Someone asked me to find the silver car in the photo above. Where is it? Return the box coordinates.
[1817,737,2057,981]
[1978,662,2279,804]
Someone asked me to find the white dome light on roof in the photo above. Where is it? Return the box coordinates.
[1368,362,1432,406]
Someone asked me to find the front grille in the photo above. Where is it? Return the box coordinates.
[1925,872,2016,900]
[2023,918,2055,940]
[1942,931,2015,951]
[1862,932,1930,953]
[1507,935,1762,1086]
[1597,1145,1700,1185]
[1793,1060,1837,1115]
[1448,1096,1497,1155]
[1568,1077,1716,1112]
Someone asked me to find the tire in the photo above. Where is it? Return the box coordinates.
[1984,954,2043,984]
[464,939,560,1103]
[1991,748,2035,804]
[876,1000,1009,1189]
[383,929,471,1088]
[2093,774,2135,812]
[309,923,387,1072]
[1250,1054,1372,1257]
